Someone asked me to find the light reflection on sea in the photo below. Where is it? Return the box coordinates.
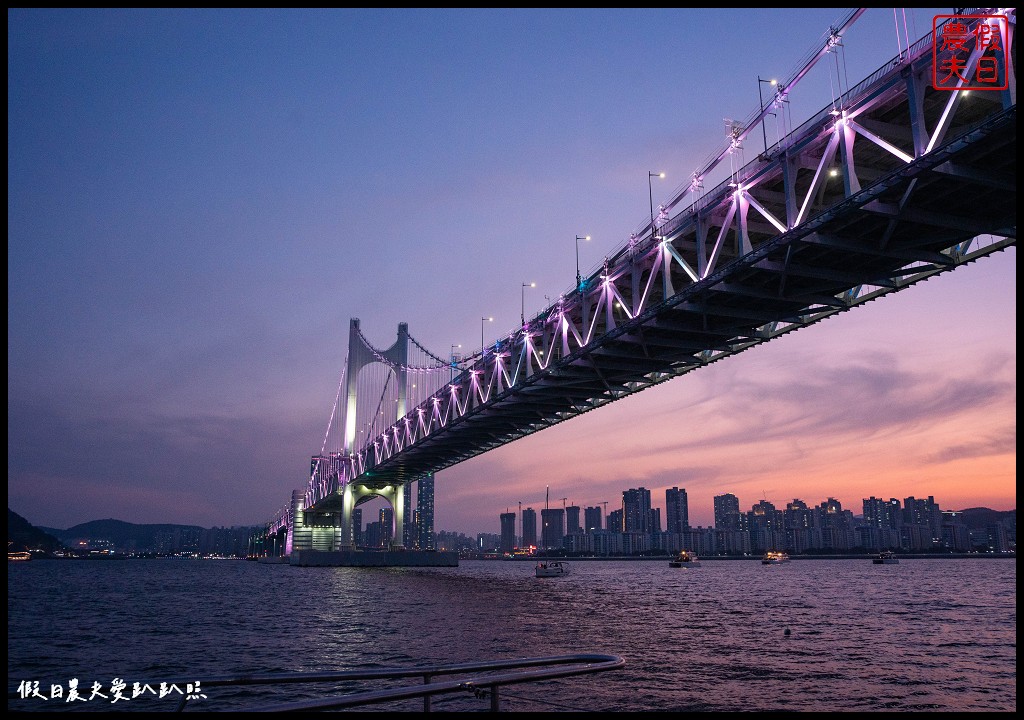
[7,557,1016,712]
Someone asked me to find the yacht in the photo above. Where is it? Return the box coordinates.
[872,550,899,564]
[761,550,790,564]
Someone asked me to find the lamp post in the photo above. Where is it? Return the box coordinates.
[575,235,590,290]
[648,171,665,242]
[521,282,535,325]
[450,343,461,383]
[758,76,777,153]
[481,316,493,352]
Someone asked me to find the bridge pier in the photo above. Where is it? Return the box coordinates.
[288,477,452,565]
[340,481,408,551]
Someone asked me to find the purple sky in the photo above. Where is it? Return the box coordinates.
[8,8,1015,535]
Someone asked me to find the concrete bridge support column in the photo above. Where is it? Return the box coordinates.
[341,482,407,551]
[339,482,357,551]
[376,482,406,551]
[289,490,312,553]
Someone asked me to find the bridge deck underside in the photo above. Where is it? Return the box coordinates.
[296,16,1017,522]
[343,109,1014,492]
[347,125,1015,489]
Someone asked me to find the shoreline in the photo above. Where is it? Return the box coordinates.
[491,553,1016,561]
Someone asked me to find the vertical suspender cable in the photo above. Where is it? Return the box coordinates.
[893,8,904,60]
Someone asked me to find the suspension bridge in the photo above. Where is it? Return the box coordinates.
[267,9,1016,563]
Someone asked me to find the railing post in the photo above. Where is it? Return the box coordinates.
[423,673,432,712]
[490,685,500,712]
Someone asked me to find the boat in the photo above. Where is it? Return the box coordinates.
[535,560,570,577]
[668,550,701,568]
[761,550,790,564]
[8,543,32,562]
[872,550,899,564]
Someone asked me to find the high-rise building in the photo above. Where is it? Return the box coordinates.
[352,508,363,547]
[904,495,942,543]
[522,507,538,548]
[364,520,384,548]
[584,506,603,533]
[476,533,500,552]
[816,498,856,551]
[666,487,689,533]
[499,512,516,553]
[785,499,812,529]
[714,493,741,529]
[863,497,902,529]
[566,505,582,535]
[607,509,623,533]
[541,508,565,550]
[820,497,843,515]
[379,507,394,547]
[940,510,970,551]
[417,473,435,550]
[402,481,414,548]
[622,487,652,534]
[749,499,784,533]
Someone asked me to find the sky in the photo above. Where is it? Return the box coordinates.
[8,8,1015,535]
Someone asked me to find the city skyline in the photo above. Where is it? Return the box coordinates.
[487,486,1009,556]
[12,481,1010,542]
[483,487,1011,561]
[489,488,1000,536]
[8,8,1015,535]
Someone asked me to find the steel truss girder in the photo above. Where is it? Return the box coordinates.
[304,18,1016,507]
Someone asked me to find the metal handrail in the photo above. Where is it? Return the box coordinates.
[164,653,625,712]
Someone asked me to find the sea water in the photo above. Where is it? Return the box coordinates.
[7,557,1016,712]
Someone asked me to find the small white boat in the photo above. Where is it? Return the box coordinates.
[872,551,899,564]
[668,550,701,568]
[535,560,570,577]
[761,550,790,564]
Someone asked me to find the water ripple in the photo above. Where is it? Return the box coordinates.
[7,557,1016,712]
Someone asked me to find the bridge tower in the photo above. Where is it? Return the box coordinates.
[342,318,408,455]
[340,318,408,551]
[293,318,416,552]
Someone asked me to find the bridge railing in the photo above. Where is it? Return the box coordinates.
[160,653,626,712]
[576,11,992,301]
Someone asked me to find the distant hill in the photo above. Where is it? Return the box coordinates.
[7,509,64,553]
[40,518,206,550]
[958,507,1016,530]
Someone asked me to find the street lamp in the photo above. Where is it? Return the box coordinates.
[450,343,461,383]
[758,77,778,153]
[521,282,535,325]
[481,316,493,351]
[648,171,665,242]
[575,235,590,290]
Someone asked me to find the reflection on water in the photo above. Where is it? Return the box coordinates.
[7,557,1016,711]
